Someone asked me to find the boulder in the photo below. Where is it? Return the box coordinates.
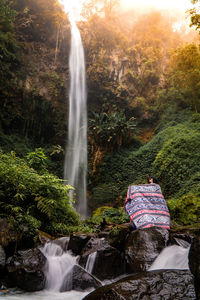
[68,234,92,255]
[0,245,6,271]
[92,245,125,280]
[61,264,102,292]
[7,248,46,291]
[79,237,125,281]
[79,237,109,272]
[52,237,70,252]
[106,224,132,251]
[169,233,192,248]
[83,270,196,300]
[125,227,169,272]
[81,237,108,256]
[189,230,200,298]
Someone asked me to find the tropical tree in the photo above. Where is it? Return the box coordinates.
[167,43,200,112]
[88,111,136,174]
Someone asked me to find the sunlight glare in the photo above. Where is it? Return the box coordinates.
[120,0,193,12]
[58,0,83,19]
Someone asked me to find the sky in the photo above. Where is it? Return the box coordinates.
[120,0,193,12]
[58,0,195,21]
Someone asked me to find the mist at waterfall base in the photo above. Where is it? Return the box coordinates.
[61,0,87,218]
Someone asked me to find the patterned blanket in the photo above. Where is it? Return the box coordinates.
[124,184,170,229]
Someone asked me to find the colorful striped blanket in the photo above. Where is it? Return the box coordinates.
[124,184,170,229]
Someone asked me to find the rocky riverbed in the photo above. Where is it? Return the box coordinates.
[0,218,199,299]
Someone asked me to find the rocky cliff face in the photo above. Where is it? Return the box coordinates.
[6,0,73,145]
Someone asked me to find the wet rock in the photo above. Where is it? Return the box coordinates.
[83,270,196,300]
[79,238,125,281]
[68,234,92,255]
[125,227,169,272]
[52,237,70,252]
[7,248,46,291]
[106,224,132,251]
[61,265,102,292]
[38,230,52,245]
[0,246,6,271]
[189,230,200,298]
[93,245,125,280]
[81,237,108,256]
[169,233,192,248]
[79,237,109,270]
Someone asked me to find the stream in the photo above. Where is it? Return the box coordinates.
[2,290,89,300]
[1,239,190,300]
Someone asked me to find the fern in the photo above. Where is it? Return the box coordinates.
[35,195,57,218]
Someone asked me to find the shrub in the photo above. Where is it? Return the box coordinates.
[0,151,80,238]
[168,193,200,225]
[91,206,129,225]
[153,123,200,197]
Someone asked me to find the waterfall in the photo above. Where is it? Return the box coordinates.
[148,245,190,271]
[61,0,87,218]
[40,242,77,292]
[85,252,97,274]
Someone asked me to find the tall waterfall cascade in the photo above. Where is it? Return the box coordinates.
[61,0,88,218]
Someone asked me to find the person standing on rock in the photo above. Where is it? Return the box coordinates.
[124,175,170,230]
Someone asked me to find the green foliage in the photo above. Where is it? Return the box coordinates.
[0,0,19,95]
[45,222,97,235]
[0,131,33,156]
[26,148,48,172]
[168,193,200,225]
[10,213,41,239]
[167,44,200,112]
[0,0,17,59]
[90,183,120,208]
[153,121,200,197]
[0,151,80,238]
[91,206,129,225]
[40,71,65,98]
[89,111,136,152]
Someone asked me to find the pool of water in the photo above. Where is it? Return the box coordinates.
[2,289,91,300]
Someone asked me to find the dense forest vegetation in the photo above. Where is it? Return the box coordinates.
[0,0,200,240]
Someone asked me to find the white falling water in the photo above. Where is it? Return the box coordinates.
[40,242,77,292]
[85,252,97,274]
[61,1,87,218]
[148,245,190,271]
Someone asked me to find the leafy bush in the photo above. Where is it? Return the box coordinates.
[0,151,80,238]
[153,122,200,197]
[26,147,48,172]
[0,131,33,156]
[168,193,200,225]
[91,183,120,208]
[91,206,129,225]
[88,111,136,158]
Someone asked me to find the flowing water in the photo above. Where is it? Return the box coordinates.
[85,252,97,274]
[63,1,88,218]
[149,244,190,271]
[40,242,77,292]
[3,290,89,300]
[3,242,191,300]
[3,242,92,300]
